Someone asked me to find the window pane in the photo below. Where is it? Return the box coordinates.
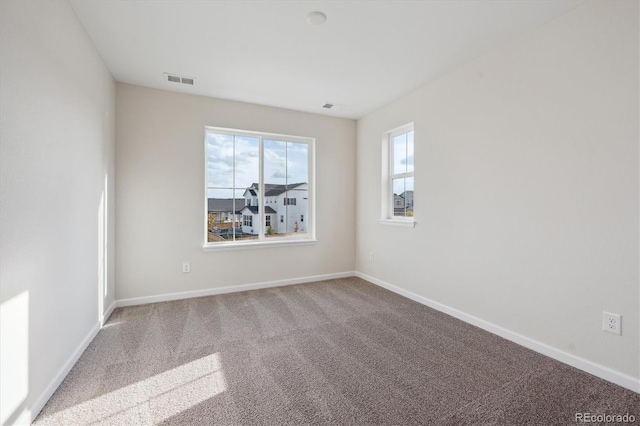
[237,187,259,241]
[286,142,309,186]
[404,176,414,217]
[207,133,234,188]
[393,133,408,175]
[207,188,240,242]
[406,131,414,173]
[264,141,309,239]
[234,136,259,189]
[392,177,414,217]
[264,140,287,185]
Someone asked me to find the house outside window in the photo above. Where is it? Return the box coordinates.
[205,127,315,246]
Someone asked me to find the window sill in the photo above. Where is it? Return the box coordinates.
[378,219,416,228]
[203,238,318,252]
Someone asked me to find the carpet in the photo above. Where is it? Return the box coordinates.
[33,277,640,425]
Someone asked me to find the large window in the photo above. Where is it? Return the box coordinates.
[205,127,314,246]
[382,124,414,225]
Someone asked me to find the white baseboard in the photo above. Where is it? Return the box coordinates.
[100,300,117,326]
[355,271,640,394]
[12,273,353,425]
[23,320,102,425]
[116,271,356,308]
[17,269,636,426]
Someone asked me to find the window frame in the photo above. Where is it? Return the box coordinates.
[380,123,416,228]
[204,126,316,250]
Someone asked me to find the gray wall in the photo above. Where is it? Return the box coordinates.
[356,0,639,380]
[0,1,116,424]
[115,83,356,301]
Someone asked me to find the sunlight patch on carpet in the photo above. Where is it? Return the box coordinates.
[48,353,226,425]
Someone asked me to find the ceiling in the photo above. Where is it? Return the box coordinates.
[69,0,584,120]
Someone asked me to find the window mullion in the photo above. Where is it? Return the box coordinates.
[392,172,413,179]
[258,136,264,240]
[232,135,236,242]
[285,142,289,233]
[389,136,394,218]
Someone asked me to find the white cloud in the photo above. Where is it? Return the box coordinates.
[207,133,309,192]
[271,170,290,179]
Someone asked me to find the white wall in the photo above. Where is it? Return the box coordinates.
[115,84,356,301]
[0,1,116,424]
[356,0,639,382]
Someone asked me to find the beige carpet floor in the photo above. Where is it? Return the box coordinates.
[34,277,639,425]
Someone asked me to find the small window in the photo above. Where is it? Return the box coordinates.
[382,124,414,222]
[284,198,297,206]
[301,214,304,222]
[265,215,271,227]
[280,215,284,223]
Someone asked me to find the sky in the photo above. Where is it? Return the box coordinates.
[207,132,308,199]
[393,131,414,175]
[392,131,414,195]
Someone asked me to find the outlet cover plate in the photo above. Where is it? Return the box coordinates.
[602,312,621,335]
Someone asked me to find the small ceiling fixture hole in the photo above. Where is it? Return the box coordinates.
[307,11,327,26]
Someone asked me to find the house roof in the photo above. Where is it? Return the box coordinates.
[249,182,307,197]
[239,205,277,214]
[207,198,245,213]
[394,191,414,199]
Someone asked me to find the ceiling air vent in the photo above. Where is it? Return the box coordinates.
[322,103,334,109]
[165,73,195,85]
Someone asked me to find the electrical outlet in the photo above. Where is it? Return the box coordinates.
[182,261,191,273]
[369,252,374,262]
[602,312,621,335]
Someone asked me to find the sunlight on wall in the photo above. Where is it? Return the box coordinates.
[98,189,105,323]
[103,175,108,300]
[0,291,29,425]
[98,175,109,325]
[48,352,226,424]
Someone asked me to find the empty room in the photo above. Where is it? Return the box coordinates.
[1,0,639,425]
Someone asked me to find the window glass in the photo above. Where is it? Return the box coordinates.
[385,126,414,220]
[206,129,313,245]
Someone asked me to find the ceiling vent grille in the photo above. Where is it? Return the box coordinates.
[165,73,195,86]
[322,103,334,109]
